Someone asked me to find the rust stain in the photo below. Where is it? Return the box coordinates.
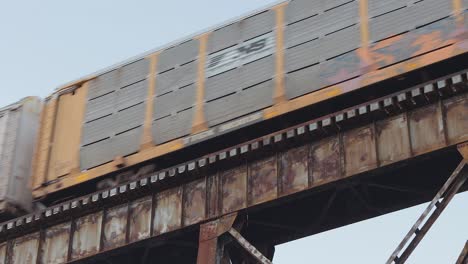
[444,94,468,145]
[248,156,278,205]
[103,204,128,250]
[0,243,6,264]
[206,173,220,218]
[376,114,411,166]
[153,188,183,235]
[71,212,103,260]
[344,126,378,176]
[183,178,207,226]
[221,166,247,214]
[10,232,40,264]
[129,196,152,243]
[409,104,446,155]
[280,146,309,196]
[41,222,71,264]
[310,136,341,187]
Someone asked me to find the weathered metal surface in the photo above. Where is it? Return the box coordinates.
[183,179,206,226]
[221,166,247,214]
[40,222,70,264]
[71,212,103,260]
[153,188,182,235]
[228,228,272,264]
[0,242,5,264]
[9,232,39,264]
[376,114,411,166]
[409,104,446,155]
[103,204,128,250]
[309,137,341,187]
[128,197,152,243]
[248,155,278,205]
[279,146,309,196]
[206,174,220,219]
[444,94,468,145]
[344,126,378,176]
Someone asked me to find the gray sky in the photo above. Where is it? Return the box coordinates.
[0,1,466,263]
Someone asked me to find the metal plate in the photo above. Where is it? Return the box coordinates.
[205,80,273,127]
[409,104,446,155]
[309,136,341,186]
[286,0,321,24]
[41,223,71,264]
[115,103,145,134]
[103,204,128,250]
[368,0,407,18]
[205,55,274,101]
[129,197,153,243]
[279,146,309,196]
[71,212,103,260]
[85,92,115,122]
[152,108,193,144]
[158,39,199,73]
[344,126,378,176]
[376,114,411,166]
[153,188,183,235]
[285,64,321,99]
[183,179,207,226]
[153,84,196,119]
[285,14,321,48]
[248,155,278,205]
[206,174,220,218]
[221,166,247,214]
[10,232,40,264]
[112,126,142,157]
[116,80,147,111]
[444,94,468,145]
[241,10,275,41]
[82,114,115,146]
[156,61,197,96]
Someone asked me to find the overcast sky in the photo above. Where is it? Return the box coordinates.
[0,1,466,263]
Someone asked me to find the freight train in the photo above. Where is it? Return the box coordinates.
[0,0,467,215]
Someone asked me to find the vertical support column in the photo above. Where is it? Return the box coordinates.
[358,0,374,71]
[192,33,210,134]
[272,3,287,105]
[196,213,237,264]
[141,53,159,150]
[453,0,464,27]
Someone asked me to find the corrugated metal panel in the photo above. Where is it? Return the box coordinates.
[155,61,197,96]
[82,115,115,146]
[207,23,241,54]
[285,64,321,99]
[205,80,273,127]
[153,84,196,119]
[205,55,274,101]
[115,103,145,134]
[80,138,113,169]
[116,80,147,110]
[158,40,199,73]
[112,127,142,157]
[285,14,321,48]
[368,0,406,18]
[370,0,452,42]
[152,108,193,144]
[0,98,41,214]
[321,0,358,35]
[319,25,360,60]
[87,71,118,100]
[286,0,321,24]
[85,92,115,122]
[285,39,321,76]
[241,10,275,41]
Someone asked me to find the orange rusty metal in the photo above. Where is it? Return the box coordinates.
[128,197,152,243]
[444,94,468,145]
[343,126,378,176]
[183,178,207,226]
[71,212,103,260]
[102,204,128,250]
[309,137,342,187]
[221,166,247,215]
[41,222,71,264]
[248,155,278,206]
[279,146,309,196]
[458,142,468,160]
[376,114,412,166]
[9,232,40,264]
[153,188,183,235]
[409,104,446,155]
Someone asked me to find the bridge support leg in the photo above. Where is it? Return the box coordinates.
[455,241,468,264]
[196,213,237,264]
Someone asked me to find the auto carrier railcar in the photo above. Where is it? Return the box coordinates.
[0,97,42,219]
[31,0,468,199]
